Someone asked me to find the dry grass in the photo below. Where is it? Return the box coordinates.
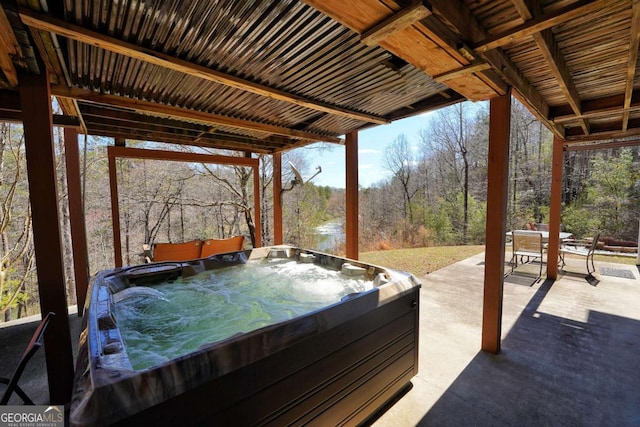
[359,245,485,278]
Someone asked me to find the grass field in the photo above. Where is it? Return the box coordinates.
[359,245,485,277]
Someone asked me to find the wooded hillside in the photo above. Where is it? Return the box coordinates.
[1,99,638,321]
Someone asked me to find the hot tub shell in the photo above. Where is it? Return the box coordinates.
[70,246,421,426]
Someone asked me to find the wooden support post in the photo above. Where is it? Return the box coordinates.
[547,136,564,279]
[64,127,90,315]
[19,70,74,403]
[482,89,511,354]
[345,131,359,259]
[252,164,262,248]
[273,152,283,245]
[107,149,123,267]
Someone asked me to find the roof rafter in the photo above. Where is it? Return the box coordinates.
[550,92,640,123]
[18,7,389,126]
[51,85,342,144]
[0,6,20,86]
[93,125,276,154]
[426,0,562,137]
[623,1,640,131]
[565,117,640,140]
[78,103,289,149]
[564,138,640,151]
[511,0,589,135]
[473,0,607,53]
[360,0,432,46]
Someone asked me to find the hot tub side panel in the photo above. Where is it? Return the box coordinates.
[113,288,420,426]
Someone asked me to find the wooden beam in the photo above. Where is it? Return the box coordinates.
[623,1,640,131]
[108,146,259,167]
[360,1,432,46]
[77,104,288,151]
[63,127,90,315]
[547,135,564,280]
[107,150,123,267]
[0,6,21,86]
[51,85,342,144]
[427,0,551,120]
[383,90,465,121]
[565,117,640,141]
[0,89,81,126]
[482,89,511,355]
[107,146,260,265]
[252,162,262,248]
[534,29,588,134]
[273,153,283,245]
[473,0,605,53]
[564,138,640,151]
[345,131,359,260]
[86,124,278,154]
[0,109,81,127]
[19,8,389,126]
[549,93,640,123]
[19,70,74,403]
[432,61,492,83]
[512,0,589,134]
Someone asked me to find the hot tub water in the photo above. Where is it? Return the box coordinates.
[114,258,372,370]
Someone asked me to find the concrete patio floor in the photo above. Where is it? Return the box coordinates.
[372,253,640,426]
[1,253,639,426]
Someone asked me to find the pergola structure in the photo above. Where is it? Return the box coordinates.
[0,0,639,405]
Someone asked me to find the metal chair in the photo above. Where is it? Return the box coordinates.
[0,312,54,405]
[559,231,601,275]
[510,230,544,281]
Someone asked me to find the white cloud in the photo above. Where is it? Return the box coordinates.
[359,149,379,155]
[359,163,374,169]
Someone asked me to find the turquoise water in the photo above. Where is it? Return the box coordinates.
[114,259,371,370]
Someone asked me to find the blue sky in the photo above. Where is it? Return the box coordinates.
[298,112,434,189]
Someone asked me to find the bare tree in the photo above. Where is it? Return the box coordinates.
[383,134,417,242]
[0,124,36,320]
[420,103,478,243]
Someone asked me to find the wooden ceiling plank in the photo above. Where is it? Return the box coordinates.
[0,6,21,86]
[51,85,342,144]
[473,0,605,53]
[18,8,389,126]
[623,1,640,131]
[360,0,432,47]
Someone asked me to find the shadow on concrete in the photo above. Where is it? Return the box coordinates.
[418,279,640,426]
[559,269,599,285]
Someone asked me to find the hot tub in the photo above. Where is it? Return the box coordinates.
[70,246,421,426]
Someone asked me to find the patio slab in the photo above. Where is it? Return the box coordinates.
[372,253,640,426]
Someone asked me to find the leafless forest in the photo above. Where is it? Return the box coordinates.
[1,100,639,320]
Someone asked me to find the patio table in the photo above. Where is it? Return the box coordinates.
[506,230,574,243]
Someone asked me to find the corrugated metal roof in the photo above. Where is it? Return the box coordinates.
[0,0,638,150]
